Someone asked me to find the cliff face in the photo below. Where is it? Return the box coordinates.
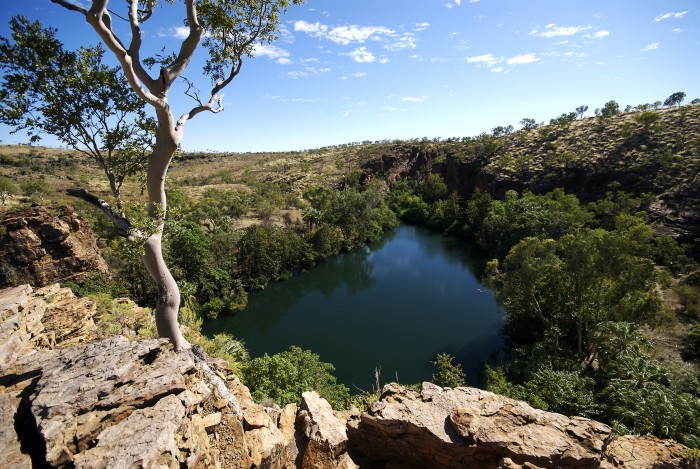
[360,105,700,243]
[0,205,109,288]
[0,285,691,468]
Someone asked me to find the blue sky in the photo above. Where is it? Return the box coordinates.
[1,0,698,152]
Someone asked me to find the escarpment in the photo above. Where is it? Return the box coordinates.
[0,285,691,468]
[359,105,700,244]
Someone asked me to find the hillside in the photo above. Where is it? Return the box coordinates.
[3,104,698,245]
[356,104,700,245]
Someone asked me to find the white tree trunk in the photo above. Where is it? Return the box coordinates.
[142,109,189,350]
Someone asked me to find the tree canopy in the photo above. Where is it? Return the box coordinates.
[0,15,155,213]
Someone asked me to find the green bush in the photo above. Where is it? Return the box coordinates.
[244,345,350,409]
[431,353,466,388]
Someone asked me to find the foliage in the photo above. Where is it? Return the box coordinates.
[664,91,686,108]
[0,16,154,212]
[431,353,466,388]
[20,178,52,201]
[492,226,663,356]
[524,368,598,417]
[0,175,18,205]
[244,346,350,409]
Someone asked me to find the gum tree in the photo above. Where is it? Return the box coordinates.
[49,0,302,350]
[0,16,155,216]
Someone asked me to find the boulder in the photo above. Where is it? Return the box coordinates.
[347,382,689,468]
[297,391,357,468]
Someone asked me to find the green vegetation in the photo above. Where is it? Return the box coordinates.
[243,346,350,408]
[431,353,467,388]
[0,175,18,205]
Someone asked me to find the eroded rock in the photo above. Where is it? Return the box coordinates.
[347,382,689,469]
[0,205,109,287]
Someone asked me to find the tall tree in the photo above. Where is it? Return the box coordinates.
[663,91,686,108]
[47,0,302,350]
[0,16,155,215]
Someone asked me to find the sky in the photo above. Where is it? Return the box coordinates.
[1,0,699,153]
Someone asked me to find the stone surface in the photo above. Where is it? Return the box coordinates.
[347,382,689,469]
[0,204,109,287]
[298,391,354,469]
[0,393,32,469]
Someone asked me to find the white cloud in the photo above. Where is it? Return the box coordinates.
[384,33,417,51]
[383,106,398,112]
[349,47,376,63]
[506,53,538,64]
[672,28,683,33]
[401,96,428,102]
[254,44,291,64]
[294,20,394,46]
[410,54,424,62]
[641,42,659,52]
[530,24,588,38]
[174,26,190,39]
[466,53,500,65]
[353,72,367,78]
[491,67,504,73]
[587,30,609,39]
[414,23,431,32]
[654,11,687,22]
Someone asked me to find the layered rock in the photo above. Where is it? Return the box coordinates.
[347,382,688,468]
[0,285,299,468]
[0,204,109,287]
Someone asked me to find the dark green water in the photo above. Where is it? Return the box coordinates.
[203,225,504,391]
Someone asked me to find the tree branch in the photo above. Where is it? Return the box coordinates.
[52,0,165,110]
[48,0,87,14]
[127,0,157,92]
[67,188,133,236]
[161,0,204,91]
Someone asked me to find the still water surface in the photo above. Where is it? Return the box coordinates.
[203,225,504,390]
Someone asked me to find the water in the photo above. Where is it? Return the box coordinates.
[203,225,504,391]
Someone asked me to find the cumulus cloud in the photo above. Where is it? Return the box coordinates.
[173,26,190,39]
[506,53,538,65]
[587,30,610,39]
[466,53,500,65]
[641,42,659,52]
[294,20,394,46]
[530,24,588,38]
[349,47,376,63]
[254,44,292,64]
[654,11,687,22]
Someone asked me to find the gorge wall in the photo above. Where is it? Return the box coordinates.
[0,284,691,468]
[360,105,700,244]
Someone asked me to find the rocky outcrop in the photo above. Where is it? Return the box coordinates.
[347,382,688,468]
[0,285,691,467]
[0,285,299,468]
[0,204,109,288]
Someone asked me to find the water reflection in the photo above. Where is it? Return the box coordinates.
[203,225,504,390]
